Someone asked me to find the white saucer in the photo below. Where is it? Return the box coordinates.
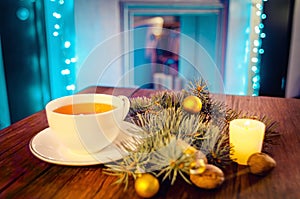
[29,122,142,166]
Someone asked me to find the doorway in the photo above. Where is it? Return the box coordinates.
[120,1,228,91]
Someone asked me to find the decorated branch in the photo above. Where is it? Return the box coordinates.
[103,79,279,198]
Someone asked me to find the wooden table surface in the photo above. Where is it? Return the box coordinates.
[1,86,300,199]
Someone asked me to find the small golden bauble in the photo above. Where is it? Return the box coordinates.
[134,173,160,198]
[182,96,202,114]
[184,146,197,156]
[194,150,208,164]
[190,164,224,189]
[190,159,206,174]
[184,147,208,164]
[247,152,276,176]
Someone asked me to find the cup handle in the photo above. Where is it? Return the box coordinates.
[118,95,130,119]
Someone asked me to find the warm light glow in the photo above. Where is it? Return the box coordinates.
[229,119,265,165]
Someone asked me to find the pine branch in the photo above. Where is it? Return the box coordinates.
[103,78,280,190]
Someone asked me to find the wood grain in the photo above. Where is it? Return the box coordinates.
[0,86,299,199]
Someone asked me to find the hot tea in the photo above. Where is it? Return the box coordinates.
[46,94,130,153]
[53,103,115,115]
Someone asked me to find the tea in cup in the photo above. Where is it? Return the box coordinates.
[45,94,130,154]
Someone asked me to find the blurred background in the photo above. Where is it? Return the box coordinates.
[0,0,299,129]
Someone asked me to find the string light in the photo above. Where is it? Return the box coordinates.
[251,57,258,63]
[64,41,71,48]
[252,66,259,73]
[54,24,60,29]
[61,69,70,75]
[249,0,267,96]
[65,59,71,64]
[52,31,59,37]
[66,84,76,91]
[52,12,61,19]
[70,57,77,63]
[45,0,76,98]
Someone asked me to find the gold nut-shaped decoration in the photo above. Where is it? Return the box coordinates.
[190,164,225,189]
[182,96,202,114]
[247,152,276,176]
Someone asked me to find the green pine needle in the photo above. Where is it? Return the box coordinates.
[103,79,279,189]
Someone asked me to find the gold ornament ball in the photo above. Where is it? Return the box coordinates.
[190,159,206,174]
[134,173,160,198]
[182,96,202,114]
[184,146,208,164]
[184,146,198,156]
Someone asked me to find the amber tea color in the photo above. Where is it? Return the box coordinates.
[53,103,115,115]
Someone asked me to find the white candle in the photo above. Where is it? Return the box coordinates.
[229,119,266,165]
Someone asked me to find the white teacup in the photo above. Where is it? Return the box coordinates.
[45,94,130,154]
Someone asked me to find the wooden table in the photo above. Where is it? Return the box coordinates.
[1,86,300,199]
